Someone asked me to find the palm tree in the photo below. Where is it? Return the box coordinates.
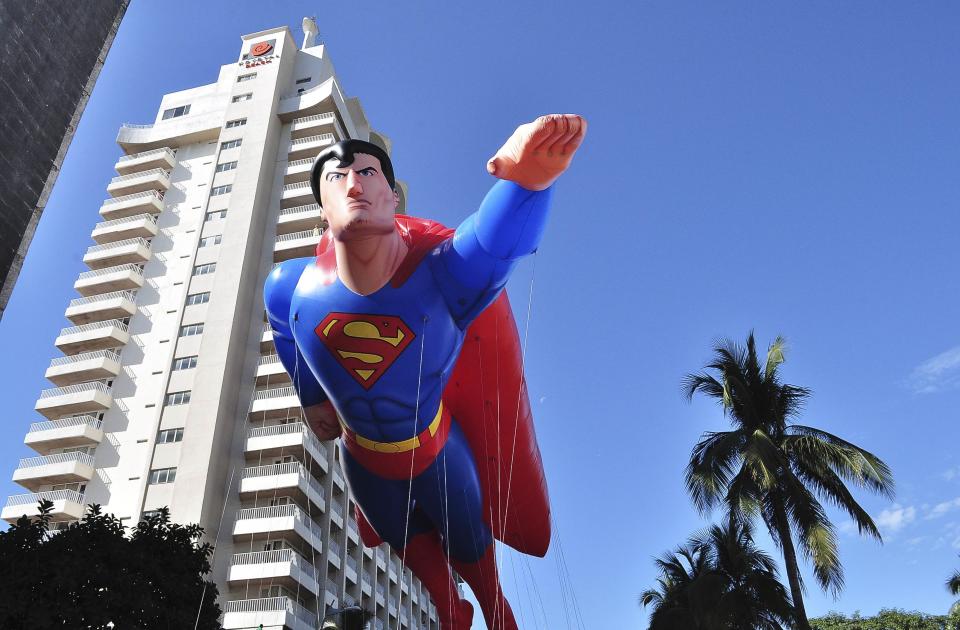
[948,556,960,595]
[641,521,794,630]
[683,333,894,630]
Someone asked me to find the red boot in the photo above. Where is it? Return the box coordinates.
[399,531,475,629]
[452,543,517,630]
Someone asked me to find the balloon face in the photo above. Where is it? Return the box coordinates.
[317,153,398,241]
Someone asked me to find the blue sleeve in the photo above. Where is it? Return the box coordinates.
[263,257,328,407]
[430,180,553,327]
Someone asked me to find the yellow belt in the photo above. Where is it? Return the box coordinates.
[349,402,444,454]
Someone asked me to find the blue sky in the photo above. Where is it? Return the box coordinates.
[2,1,959,627]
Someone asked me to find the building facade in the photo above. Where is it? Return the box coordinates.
[1,21,437,630]
[0,0,130,320]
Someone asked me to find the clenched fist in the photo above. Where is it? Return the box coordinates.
[487,114,587,191]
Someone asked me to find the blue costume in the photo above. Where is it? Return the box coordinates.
[264,180,552,564]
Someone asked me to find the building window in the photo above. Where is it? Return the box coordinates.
[148,468,177,484]
[161,104,191,120]
[185,292,209,306]
[225,118,246,129]
[295,77,311,85]
[205,209,227,222]
[179,323,204,337]
[199,235,222,247]
[215,161,237,173]
[220,139,242,150]
[211,184,232,196]
[157,428,184,444]
[231,93,253,103]
[237,73,257,82]
[165,391,191,406]
[192,263,216,276]
[172,355,198,371]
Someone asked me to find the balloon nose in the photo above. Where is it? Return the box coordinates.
[346,171,363,196]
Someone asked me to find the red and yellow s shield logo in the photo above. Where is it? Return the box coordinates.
[315,313,415,389]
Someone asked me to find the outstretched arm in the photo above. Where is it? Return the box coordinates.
[433,115,587,326]
[264,258,341,440]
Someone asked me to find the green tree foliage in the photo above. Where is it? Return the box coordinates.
[641,521,794,630]
[0,501,221,629]
[811,608,960,630]
[683,333,895,630]
[948,555,960,596]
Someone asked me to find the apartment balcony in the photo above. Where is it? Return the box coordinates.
[13,451,95,491]
[55,319,129,354]
[329,494,345,529]
[24,416,104,454]
[64,290,137,325]
[376,548,386,571]
[344,554,358,584]
[277,203,324,235]
[325,577,339,607]
[361,572,373,597]
[222,597,316,630]
[283,157,313,185]
[250,385,301,418]
[35,381,112,419]
[2,490,86,523]
[239,462,326,512]
[332,466,346,492]
[347,517,359,544]
[114,147,176,176]
[255,354,289,385]
[327,538,342,570]
[274,230,322,263]
[260,322,274,353]
[83,237,151,270]
[375,583,386,607]
[117,111,223,153]
[290,112,343,140]
[232,504,324,554]
[228,549,319,596]
[287,133,335,161]
[106,168,171,197]
[91,213,158,244]
[280,181,314,208]
[246,423,329,473]
[74,263,144,297]
[45,349,121,387]
[99,190,165,220]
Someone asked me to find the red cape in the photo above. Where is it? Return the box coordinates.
[315,216,551,557]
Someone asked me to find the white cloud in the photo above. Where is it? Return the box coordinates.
[907,345,960,394]
[875,504,916,537]
[928,497,960,520]
[943,467,960,482]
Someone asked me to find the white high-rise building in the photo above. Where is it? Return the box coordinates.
[2,20,438,630]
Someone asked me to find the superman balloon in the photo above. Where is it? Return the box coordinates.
[265,114,587,629]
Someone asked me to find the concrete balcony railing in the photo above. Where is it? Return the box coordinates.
[232,504,324,555]
[13,451,95,491]
[290,112,343,140]
[324,577,339,606]
[74,263,144,297]
[25,416,104,454]
[64,290,137,325]
[255,353,288,385]
[2,489,86,523]
[287,133,335,161]
[283,157,314,185]
[228,548,319,596]
[273,230,322,263]
[106,167,171,198]
[250,385,300,418]
[239,462,326,512]
[277,203,323,235]
[260,322,274,352]
[375,583,386,606]
[246,422,329,473]
[55,319,130,355]
[329,495,344,527]
[326,537,341,571]
[45,349,121,387]
[91,213,158,244]
[114,147,176,175]
[347,517,359,543]
[222,597,316,630]
[99,190,164,220]
[361,571,373,596]
[280,181,314,208]
[83,237,151,270]
[35,381,112,419]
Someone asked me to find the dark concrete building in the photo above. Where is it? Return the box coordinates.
[0,0,129,320]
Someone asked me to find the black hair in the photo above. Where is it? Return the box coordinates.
[309,139,396,207]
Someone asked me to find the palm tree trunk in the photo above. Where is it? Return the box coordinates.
[773,497,811,630]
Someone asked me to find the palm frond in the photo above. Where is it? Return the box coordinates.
[681,372,725,403]
[789,455,882,541]
[778,472,844,594]
[686,430,746,514]
[787,425,894,498]
[948,565,960,596]
[765,336,787,380]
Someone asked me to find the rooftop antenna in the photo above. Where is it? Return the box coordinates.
[302,16,319,49]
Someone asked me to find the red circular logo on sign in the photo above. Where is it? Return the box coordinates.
[251,42,273,56]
